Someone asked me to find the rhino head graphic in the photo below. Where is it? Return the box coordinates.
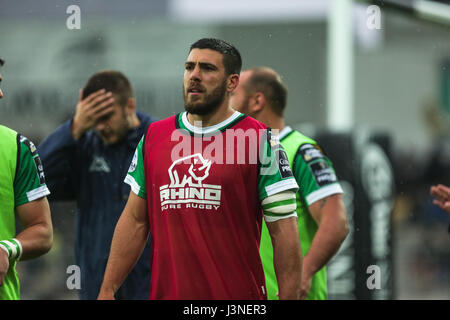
[168,153,212,188]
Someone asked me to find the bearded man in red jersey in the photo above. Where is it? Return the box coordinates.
[98,38,302,300]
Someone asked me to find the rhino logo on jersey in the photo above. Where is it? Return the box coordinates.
[161,153,221,211]
[168,153,212,188]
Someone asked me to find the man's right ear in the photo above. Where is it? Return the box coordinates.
[251,92,266,114]
[227,74,240,93]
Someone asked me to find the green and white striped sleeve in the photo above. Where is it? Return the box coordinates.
[14,135,50,206]
[124,136,147,199]
[258,129,299,222]
[293,143,343,206]
[261,191,297,222]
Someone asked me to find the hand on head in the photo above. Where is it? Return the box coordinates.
[71,89,115,140]
[430,184,450,214]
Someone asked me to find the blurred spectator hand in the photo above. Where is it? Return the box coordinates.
[430,184,450,214]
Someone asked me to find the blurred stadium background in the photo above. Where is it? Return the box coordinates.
[0,0,449,299]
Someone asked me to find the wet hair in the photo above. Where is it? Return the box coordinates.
[0,58,4,66]
[82,70,134,107]
[189,38,242,76]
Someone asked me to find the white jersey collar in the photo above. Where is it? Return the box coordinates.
[182,111,242,135]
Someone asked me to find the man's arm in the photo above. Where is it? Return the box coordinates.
[300,193,348,299]
[266,216,302,300]
[258,130,302,299]
[15,197,53,260]
[0,197,53,286]
[98,191,149,299]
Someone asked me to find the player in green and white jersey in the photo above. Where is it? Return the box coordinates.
[0,58,53,300]
[231,67,349,300]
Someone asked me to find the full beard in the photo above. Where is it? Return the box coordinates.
[183,81,227,116]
